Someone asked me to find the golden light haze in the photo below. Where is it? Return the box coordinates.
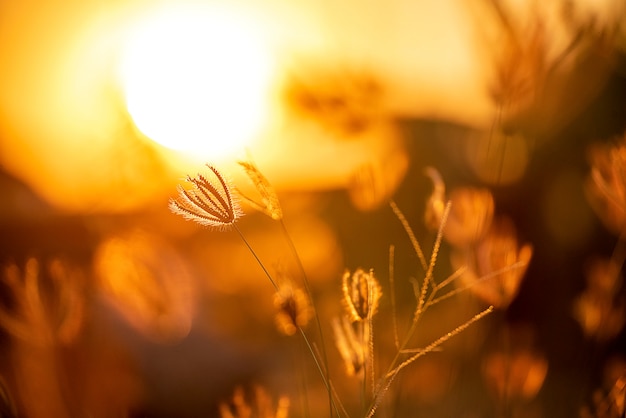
[0,0,495,212]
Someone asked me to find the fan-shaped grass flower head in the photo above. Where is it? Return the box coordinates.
[169,164,243,229]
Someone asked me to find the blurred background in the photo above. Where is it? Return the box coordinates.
[1,0,626,417]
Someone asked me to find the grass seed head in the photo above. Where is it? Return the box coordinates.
[238,160,283,221]
[169,164,243,229]
[342,268,382,322]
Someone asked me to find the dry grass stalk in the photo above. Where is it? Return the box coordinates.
[169,163,514,418]
[170,163,341,417]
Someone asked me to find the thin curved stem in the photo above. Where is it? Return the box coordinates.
[279,219,335,416]
[234,224,279,291]
[299,327,343,418]
[235,223,340,417]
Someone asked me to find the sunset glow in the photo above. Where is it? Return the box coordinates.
[119,4,273,158]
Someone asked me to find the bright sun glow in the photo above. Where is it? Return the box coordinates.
[120,4,273,158]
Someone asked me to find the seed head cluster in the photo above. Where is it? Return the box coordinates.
[169,164,242,229]
[342,268,382,322]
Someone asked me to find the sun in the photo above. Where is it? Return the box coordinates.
[119,4,274,159]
